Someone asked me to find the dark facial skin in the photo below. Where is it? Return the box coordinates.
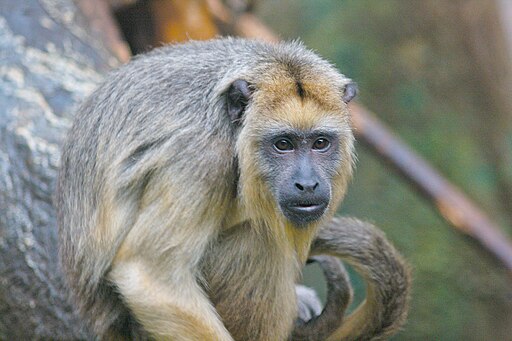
[261,129,341,226]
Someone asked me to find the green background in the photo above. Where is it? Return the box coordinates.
[257,1,512,340]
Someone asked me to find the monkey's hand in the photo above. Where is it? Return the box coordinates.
[292,256,353,341]
[309,217,411,341]
[295,285,322,323]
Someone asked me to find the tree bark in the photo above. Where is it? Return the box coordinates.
[0,0,123,338]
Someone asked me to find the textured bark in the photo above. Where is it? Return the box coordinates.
[0,0,120,338]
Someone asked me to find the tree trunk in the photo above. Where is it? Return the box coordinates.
[0,0,123,338]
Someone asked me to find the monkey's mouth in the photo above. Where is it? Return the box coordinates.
[281,201,328,226]
[290,202,326,213]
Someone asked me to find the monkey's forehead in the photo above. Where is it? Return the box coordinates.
[250,63,348,114]
[248,95,352,134]
[255,81,345,113]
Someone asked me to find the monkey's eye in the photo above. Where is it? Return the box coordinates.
[274,139,294,152]
[312,138,330,151]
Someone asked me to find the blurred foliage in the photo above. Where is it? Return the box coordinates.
[256,1,512,340]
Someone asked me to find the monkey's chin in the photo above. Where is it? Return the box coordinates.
[281,202,328,227]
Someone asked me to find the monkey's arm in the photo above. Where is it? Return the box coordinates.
[310,217,411,341]
[109,258,233,341]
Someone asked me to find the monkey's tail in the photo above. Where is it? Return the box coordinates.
[291,256,354,341]
[312,217,412,341]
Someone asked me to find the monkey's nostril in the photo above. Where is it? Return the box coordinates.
[295,182,319,192]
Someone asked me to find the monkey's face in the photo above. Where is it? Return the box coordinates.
[260,129,339,226]
[238,99,354,228]
[230,77,356,228]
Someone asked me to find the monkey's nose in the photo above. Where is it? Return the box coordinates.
[295,181,319,193]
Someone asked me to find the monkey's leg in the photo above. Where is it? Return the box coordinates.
[310,217,411,341]
[292,256,353,341]
[109,259,234,341]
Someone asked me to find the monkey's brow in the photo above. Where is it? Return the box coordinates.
[262,128,338,140]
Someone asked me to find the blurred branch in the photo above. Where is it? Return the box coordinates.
[76,0,131,62]
[206,1,512,273]
[351,104,512,272]
[206,0,278,42]
[150,0,219,43]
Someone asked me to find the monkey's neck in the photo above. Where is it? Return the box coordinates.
[283,221,319,264]
[223,199,318,264]
[242,217,319,266]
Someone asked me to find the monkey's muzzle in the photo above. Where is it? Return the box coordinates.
[280,199,328,226]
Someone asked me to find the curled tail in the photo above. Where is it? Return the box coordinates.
[307,216,412,341]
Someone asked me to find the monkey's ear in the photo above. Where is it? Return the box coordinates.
[227,79,252,123]
[342,82,358,103]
